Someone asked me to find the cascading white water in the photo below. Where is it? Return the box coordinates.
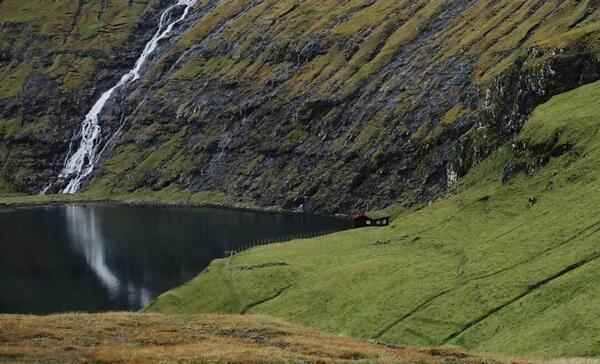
[57,0,197,194]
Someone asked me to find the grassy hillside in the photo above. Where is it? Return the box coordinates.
[148,80,600,359]
[0,313,511,363]
[178,0,600,90]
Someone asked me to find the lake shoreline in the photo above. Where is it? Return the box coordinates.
[0,193,352,220]
[1,202,353,314]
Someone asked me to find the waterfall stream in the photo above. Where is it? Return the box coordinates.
[52,0,197,194]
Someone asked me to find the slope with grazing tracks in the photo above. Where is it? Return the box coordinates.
[149,80,600,359]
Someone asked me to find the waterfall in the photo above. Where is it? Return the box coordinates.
[54,0,197,194]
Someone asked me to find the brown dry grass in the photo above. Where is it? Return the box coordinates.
[0,313,521,364]
[539,361,600,364]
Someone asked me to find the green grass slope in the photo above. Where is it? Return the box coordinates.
[148,80,600,359]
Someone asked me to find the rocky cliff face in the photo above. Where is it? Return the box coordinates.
[0,0,172,191]
[3,0,600,213]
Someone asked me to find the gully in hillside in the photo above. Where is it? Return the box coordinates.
[43,0,198,195]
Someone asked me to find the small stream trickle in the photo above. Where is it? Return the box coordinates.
[50,0,198,194]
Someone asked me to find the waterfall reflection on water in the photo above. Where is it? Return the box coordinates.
[64,205,151,308]
[1,204,351,313]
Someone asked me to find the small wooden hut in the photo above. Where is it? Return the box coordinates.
[352,214,390,228]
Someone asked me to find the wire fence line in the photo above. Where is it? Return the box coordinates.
[224,229,343,258]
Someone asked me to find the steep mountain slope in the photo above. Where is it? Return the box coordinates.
[149,80,600,358]
[4,1,600,212]
[0,0,170,192]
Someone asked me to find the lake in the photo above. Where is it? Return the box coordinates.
[0,204,352,314]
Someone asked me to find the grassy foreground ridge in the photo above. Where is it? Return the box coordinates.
[148,81,600,359]
[0,313,515,364]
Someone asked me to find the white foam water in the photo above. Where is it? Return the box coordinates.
[56,0,197,194]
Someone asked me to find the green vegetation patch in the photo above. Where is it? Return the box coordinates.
[0,0,152,48]
[0,65,32,98]
[0,177,14,194]
[149,81,600,359]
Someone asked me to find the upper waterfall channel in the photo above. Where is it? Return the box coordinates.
[44,0,197,195]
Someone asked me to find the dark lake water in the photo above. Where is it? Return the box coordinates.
[0,204,351,314]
